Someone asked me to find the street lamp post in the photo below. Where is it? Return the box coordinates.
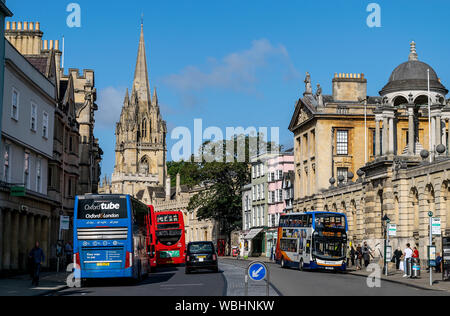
[429,211,433,286]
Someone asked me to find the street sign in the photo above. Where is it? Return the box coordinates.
[388,224,397,237]
[10,186,26,197]
[385,246,392,263]
[245,261,270,296]
[432,218,441,235]
[60,216,70,230]
[248,262,267,281]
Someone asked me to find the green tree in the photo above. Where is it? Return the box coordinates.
[187,134,276,255]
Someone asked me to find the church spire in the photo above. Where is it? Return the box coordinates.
[132,21,151,104]
[152,87,158,106]
[124,88,130,106]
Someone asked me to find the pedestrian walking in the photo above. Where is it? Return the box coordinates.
[393,248,403,270]
[29,241,45,286]
[350,245,356,267]
[361,242,373,268]
[355,244,362,270]
[403,243,413,278]
[436,253,442,273]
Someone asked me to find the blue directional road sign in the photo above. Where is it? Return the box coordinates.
[248,262,267,281]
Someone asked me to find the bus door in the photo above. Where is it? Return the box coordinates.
[304,233,312,265]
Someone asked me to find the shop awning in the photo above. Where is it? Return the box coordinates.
[244,228,264,240]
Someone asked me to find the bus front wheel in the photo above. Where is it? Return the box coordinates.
[299,259,304,271]
[281,259,286,269]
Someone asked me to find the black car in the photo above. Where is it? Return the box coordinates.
[185,241,219,274]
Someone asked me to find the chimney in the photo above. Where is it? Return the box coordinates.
[43,40,48,50]
[35,22,40,31]
[332,73,367,102]
[176,173,181,196]
[165,176,171,200]
[6,21,10,30]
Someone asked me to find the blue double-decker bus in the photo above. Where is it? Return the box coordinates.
[73,194,151,281]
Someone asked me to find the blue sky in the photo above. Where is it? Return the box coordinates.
[7,0,450,178]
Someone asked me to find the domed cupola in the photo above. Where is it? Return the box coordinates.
[380,42,448,105]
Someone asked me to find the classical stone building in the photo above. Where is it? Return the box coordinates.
[289,42,450,260]
[99,23,167,196]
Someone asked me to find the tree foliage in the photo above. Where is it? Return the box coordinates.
[182,134,276,253]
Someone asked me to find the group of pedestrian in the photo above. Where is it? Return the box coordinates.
[348,242,374,270]
[390,243,420,277]
[28,240,73,287]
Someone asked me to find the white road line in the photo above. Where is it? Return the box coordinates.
[160,283,204,287]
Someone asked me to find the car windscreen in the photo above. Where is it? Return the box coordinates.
[188,243,214,254]
[77,197,128,220]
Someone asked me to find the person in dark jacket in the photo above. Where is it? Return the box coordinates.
[29,241,45,286]
[350,246,356,266]
[393,248,403,270]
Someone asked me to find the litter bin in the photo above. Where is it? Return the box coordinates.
[406,258,413,277]
[411,258,421,278]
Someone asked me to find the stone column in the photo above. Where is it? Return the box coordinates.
[41,217,49,268]
[447,119,450,156]
[382,116,389,156]
[408,106,415,155]
[2,210,11,270]
[27,214,35,253]
[442,119,447,148]
[388,117,395,154]
[35,216,42,245]
[18,213,28,270]
[10,211,19,270]
[375,117,381,156]
[0,208,3,270]
[431,117,436,151]
[436,115,442,146]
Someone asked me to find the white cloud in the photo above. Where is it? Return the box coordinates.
[96,86,126,129]
[162,39,299,95]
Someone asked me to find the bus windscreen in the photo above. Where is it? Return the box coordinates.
[77,197,128,220]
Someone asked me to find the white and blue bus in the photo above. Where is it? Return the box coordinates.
[73,194,151,281]
[275,212,348,272]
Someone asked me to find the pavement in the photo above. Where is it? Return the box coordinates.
[0,271,68,296]
[347,264,450,292]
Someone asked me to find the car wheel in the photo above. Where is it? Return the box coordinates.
[281,259,286,269]
[213,266,219,273]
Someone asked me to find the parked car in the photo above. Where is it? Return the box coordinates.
[185,241,219,274]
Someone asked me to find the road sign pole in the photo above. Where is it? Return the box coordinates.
[247,261,269,296]
[430,214,433,286]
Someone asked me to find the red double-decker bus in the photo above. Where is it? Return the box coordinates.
[151,209,186,266]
